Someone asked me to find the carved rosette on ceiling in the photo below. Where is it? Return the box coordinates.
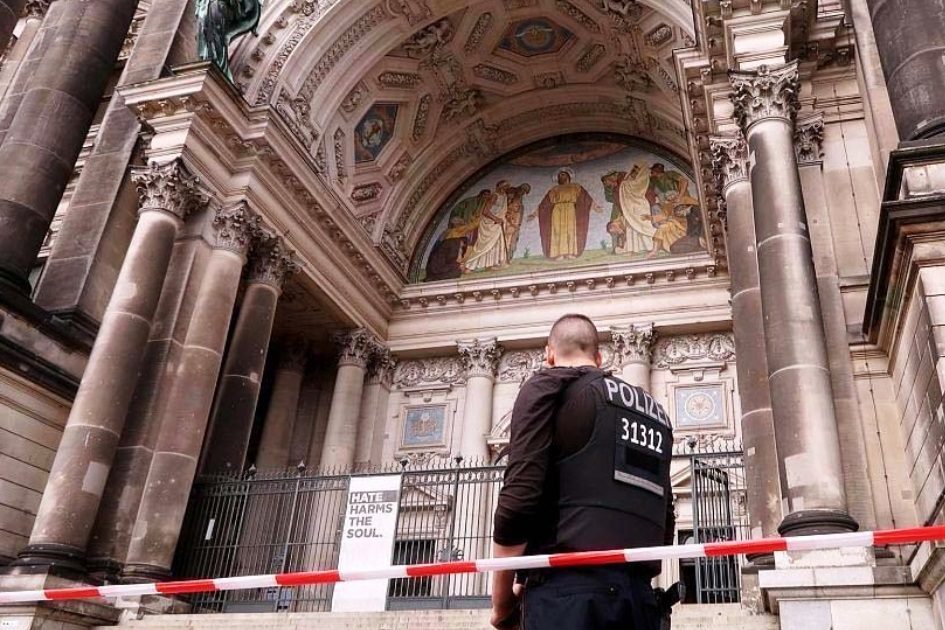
[652,333,735,369]
[393,357,466,388]
[729,61,800,132]
[610,323,657,366]
[211,203,259,256]
[248,235,300,291]
[132,159,208,220]
[794,114,825,165]
[333,328,379,368]
[709,135,748,193]
[457,338,502,379]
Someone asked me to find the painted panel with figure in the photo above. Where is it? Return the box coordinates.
[413,135,706,282]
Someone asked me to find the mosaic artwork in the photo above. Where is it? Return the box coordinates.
[354,103,399,163]
[497,17,574,57]
[673,385,726,430]
[414,136,706,282]
[402,404,448,448]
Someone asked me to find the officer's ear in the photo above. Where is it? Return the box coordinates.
[545,344,555,367]
[594,351,603,368]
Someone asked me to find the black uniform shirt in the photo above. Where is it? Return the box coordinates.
[493,366,675,549]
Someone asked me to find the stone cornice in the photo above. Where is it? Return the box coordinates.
[457,338,502,379]
[729,61,800,132]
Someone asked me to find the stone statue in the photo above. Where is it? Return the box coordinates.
[196,0,262,81]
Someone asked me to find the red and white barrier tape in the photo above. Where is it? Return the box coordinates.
[2,525,944,605]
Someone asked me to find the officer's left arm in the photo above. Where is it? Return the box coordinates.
[490,542,526,628]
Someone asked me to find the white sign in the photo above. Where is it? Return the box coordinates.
[331,475,402,612]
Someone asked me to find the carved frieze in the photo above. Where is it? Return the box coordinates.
[652,333,736,369]
[729,61,800,132]
[132,159,207,219]
[377,71,424,88]
[576,43,606,72]
[413,94,433,141]
[473,64,519,85]
[393,357,466,388]
[333,128,347,180]
[795,115,825,164]
[464,13,494,53]
[497,350,545,384]
[256,14,314,105]
[709,135,748,192]
[457,338,502,379]
[351,182,383,204]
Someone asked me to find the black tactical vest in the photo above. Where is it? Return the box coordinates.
[552,372,673,565]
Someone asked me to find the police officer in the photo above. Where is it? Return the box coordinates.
[490,314,675,630]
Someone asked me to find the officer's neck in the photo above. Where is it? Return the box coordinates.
[551,357,598,368]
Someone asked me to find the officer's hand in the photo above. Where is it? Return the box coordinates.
[490,601,521,630]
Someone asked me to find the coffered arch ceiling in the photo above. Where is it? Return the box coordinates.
[231,0,702,275]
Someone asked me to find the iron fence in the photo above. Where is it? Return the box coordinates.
[174,443,747,612]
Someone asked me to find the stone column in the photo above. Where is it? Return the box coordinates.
[457,338,502,461]
[0,0,139,294]
[122,204,256,582]
[730,61,856,535]
[0,1,47,102]
[200,238,298,475]
[319,329,376,470]
[710,135,782,541]
[255,343,309,471]
[610,324,656,390]
[354,346,396,468]
[14,160,204,572]
[0,0,25,54]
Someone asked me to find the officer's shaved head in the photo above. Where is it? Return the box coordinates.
[548,314,600,361]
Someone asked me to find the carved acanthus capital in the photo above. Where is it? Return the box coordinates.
[24,0,52,17]
[333,328,378,369]
[277,340,310,372]
[132,159,208,220]
[611,323,657,366]
[794,115,825,164]
[211,203,258,256]
[457,338,502,379]
[368,345,397,387]
[729,61,800,133]
[248,234,299,291]
[709,135,749,193]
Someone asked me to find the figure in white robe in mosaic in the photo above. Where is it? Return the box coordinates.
[464,192,510,271]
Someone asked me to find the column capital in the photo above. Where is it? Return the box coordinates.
[710,135,749,193]
[729,61,800,133]
[24,0,52,18]
[610,323,657,366]
[333,328,378,369]
[367,345,397,387]
[457,338,502,379]
[277,340,309,372]
[247,234,299,291]
[211,203,258,257]
[131,159,208,220]
[794,114,825,165]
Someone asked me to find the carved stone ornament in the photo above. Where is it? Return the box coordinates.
[333,328,379,368]
[196,0,262,81]
[393,357,466,388]
[368,345,397,386]
[610,324,657,366]
[729,61,800,132]
[709,135,749,192]
[132,159,208,220]
[497,350,545,384]
[402,18,454,59]
[211,203,258,256]
[247,235,300,290]
[457,338,502,379]
[24,0,52,18]
[386,0,432,26]
[794,115,825,164]
[652,333,736,369]
[464,13,493,53]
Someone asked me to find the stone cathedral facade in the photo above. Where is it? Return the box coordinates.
[0,0,944,628]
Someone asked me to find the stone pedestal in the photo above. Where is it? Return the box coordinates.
[201,237,297,475]
[457,338,501,461]
[354,346,395,468]
[122,204,256,582]
[710,135,782,542]
[730,61,856,535]
[255,343,308,471]
[14,161,204,574]
[610,324,656,390]
[320,329,377,470]
[0,0,139,294]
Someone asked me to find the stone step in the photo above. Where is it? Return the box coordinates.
[104,605,779,630]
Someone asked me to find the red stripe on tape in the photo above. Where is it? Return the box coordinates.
[874,525,945,546]
[156,579,217,595]
[406,561,477,577]
[548,550,627,568]
[705,538,787,557]
[276,570,341,586]
[44,587,101,601]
